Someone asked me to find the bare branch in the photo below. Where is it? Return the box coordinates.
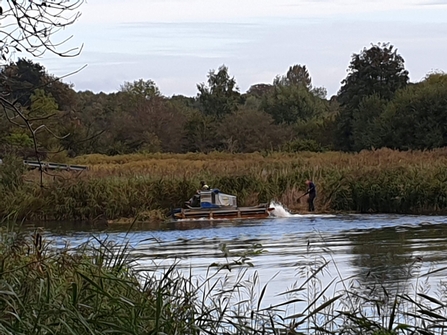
[33,123,70,139]
[0,0,84,61]
[0,0,84,188]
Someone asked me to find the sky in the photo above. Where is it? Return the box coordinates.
[34,0,447,98]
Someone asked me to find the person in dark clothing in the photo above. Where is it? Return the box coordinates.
[304,180,316,212]
[187,181,210,207]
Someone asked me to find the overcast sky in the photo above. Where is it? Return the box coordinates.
[35,0,447,98]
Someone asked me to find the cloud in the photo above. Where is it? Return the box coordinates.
[79,0,424,24]
[34,0,447,98]
[417,0,447,5]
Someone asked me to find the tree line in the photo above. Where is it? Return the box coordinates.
[1,42,446,159]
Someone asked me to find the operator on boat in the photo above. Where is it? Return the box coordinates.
[199,180,210,191]
[304,180,316,212]
[186,181,211,207]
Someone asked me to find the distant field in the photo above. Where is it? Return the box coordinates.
[71,149,447,174]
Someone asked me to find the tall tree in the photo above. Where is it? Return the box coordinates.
[262,64,327,125]
[0,0,83,186]
[381,73,447,150]
[197,65,240,119]
[274,64,312,89]
[0,58,76,110]
[261,84,327,125]
[0,59,46,106]
[69,91,125,155]
[218,108,286,153]
[121,79,161,102]
[182,110,219,153]
[335,43,409,151]
[351,94,387,151]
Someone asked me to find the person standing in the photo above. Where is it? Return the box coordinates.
[304,180,316,212]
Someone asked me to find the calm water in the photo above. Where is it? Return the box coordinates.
[27,204,447,306]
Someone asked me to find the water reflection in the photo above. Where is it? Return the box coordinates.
[347,222,447,299]
[23,214,447,305]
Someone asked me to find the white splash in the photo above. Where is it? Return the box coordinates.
[269,201,336,218]
[269,201,294,218]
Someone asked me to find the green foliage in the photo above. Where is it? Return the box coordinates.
[0,59,80,160]
[283,139,327,152]
[5,132,33,148]
[182,110,218,153]
[0,231,207,334]
[351,94,388,151]
[2,223,447,334]
[291,116,335,150]
[0,154,25,191]
[91,91,187,155]
[335,43,409,151]
[273,64,312,88]
[29,88,59,117]
[261,84,326,124]
[262,65,327,125]
[246,83,274,98]
[338,42,409,108]
[120,78,161,104]
[381,73,447,150]
[4,51,447,157]
[197,64,240,119]
[0,58,46,107]
[218,108,287,153]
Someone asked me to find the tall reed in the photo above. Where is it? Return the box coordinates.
[2,221,447,334]
[3,148,447,221]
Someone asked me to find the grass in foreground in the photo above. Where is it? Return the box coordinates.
[1,221,447,334]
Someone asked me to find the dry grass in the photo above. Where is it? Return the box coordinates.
[69,148,447,178]
[2,148,447,221]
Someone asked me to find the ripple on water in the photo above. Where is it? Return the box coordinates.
[25,213,447,306]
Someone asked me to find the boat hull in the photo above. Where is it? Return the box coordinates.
[172,203,273,220]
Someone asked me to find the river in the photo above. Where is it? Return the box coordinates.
[26,203,447,311]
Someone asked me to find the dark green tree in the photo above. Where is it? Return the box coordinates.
[182,110,219,153]
[261,64,328,125]
[121,79,161,102]
[68,91,125,155]
[0,58,77,111]
[218,108,287,152]
[86,80,188,154]
[381,73,447,150]
[197,65,240,118]
[0,60,81,160]
[246,84,274,98]
[261,84,326,125]
[335,43,409,151]
[0,59,46,106]
[0,1,83,184]
[351,95,387,151]
[273,64,312,88]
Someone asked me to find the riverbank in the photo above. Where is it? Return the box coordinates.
[1,148,447,222]
[2,217,447,334]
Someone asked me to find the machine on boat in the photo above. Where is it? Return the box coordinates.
[171,189,274,220]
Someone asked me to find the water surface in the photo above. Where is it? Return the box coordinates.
[27,206,447,306]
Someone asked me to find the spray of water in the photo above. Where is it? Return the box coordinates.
[269,201,294,218]
[269,201,336,218]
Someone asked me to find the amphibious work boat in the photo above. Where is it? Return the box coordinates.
[171,189,274,220]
